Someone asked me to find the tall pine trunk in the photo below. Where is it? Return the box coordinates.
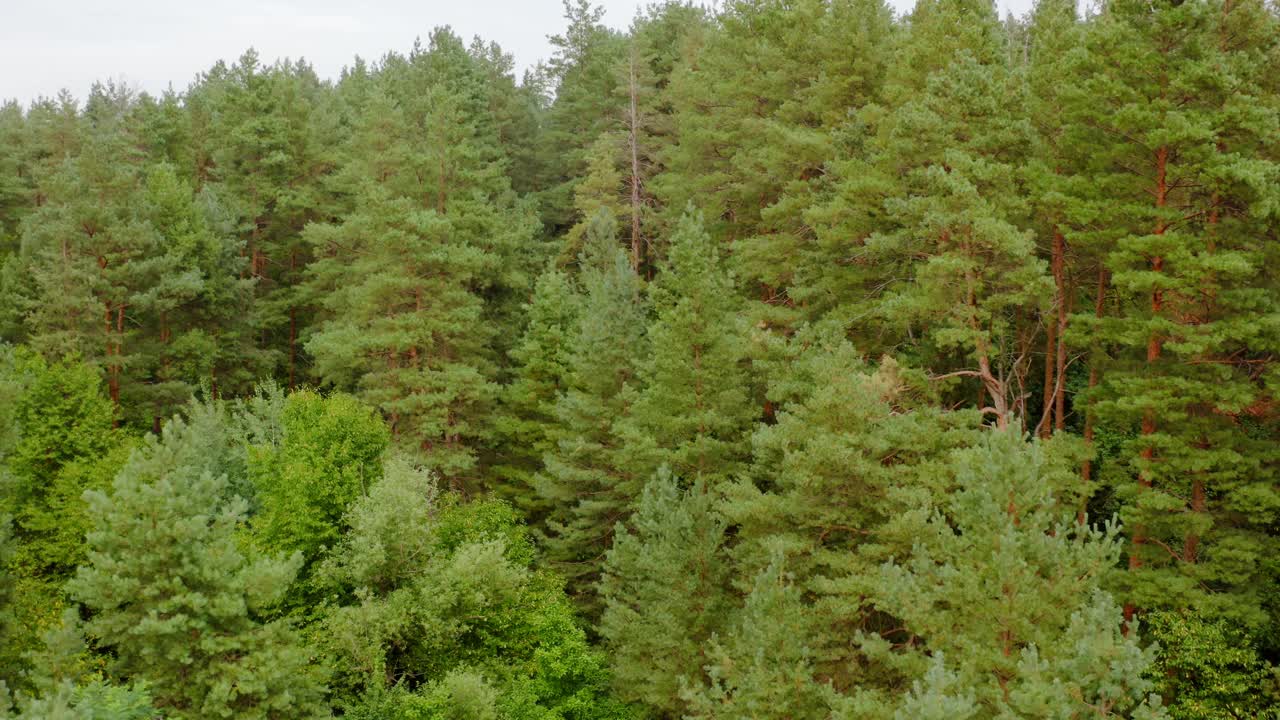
[1126,145,1169,623]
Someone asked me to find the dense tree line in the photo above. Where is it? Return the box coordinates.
[1,0,1278,717]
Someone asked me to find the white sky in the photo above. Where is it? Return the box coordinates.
[1,0,1036,106]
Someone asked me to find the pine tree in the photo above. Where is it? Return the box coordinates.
[16,84,158,418]
[134,162,261,427]
[192,51,333,389]
[541,0,626,233]
[561,2,709,271]
[722,333,983,691]
[684,555,833,719]
[658,0,893,329]
[1064,0,1280,628]
[600,471,729,716]
[0,101,35,265]
[306,33,537,484]
[1024,0,1084,440]
[839,0,1051,428]
[69,405,328,719]
[861,431,1167,717]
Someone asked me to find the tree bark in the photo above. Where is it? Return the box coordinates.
[1052,229,1069,431]
[627,47,644,272]
[1126,145,1169,624]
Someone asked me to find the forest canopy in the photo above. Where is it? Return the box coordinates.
[1,0,1279,718]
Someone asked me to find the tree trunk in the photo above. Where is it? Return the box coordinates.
[1081,267,1107,489]
[1038,310,1057,438]
[627,48,644,272]
[1126,145,1169,624]
[1052,229,1069,431]
[288,249,298,390]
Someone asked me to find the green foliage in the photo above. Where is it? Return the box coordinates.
[304,34,538,482]
[0,516,18,693]
[4,610,158,719]
[247,389,388,574]
[600,470,728,716]
[68,404,328,719]
[537,212,648,604]
[684,555,834,719]
[8,680,158,720]
[617,206,757,483]
[1144,611,1280,720]
[320,462,631,719]
[5,351,117,513]
[0,351,123,686]
[491,268,581,515]
[862,430,1166,717]
[1063,0,1280,628]
[0,3,1278,718]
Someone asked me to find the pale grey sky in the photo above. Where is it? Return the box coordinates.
[1,0,1036,105]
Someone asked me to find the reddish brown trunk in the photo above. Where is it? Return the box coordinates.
[1126,146,1170,624]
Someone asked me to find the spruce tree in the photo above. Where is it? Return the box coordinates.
[616,206,756,483]
[491,268,581,516]
[536,211,647,604]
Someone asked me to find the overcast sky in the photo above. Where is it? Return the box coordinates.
[1,0,1037,106]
